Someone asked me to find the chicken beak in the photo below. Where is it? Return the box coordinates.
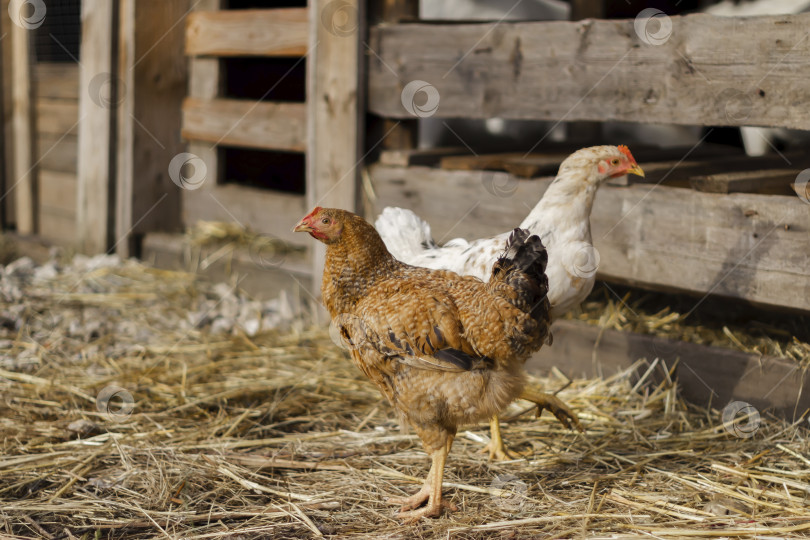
[292,219,313,233]
[627,164,645,178]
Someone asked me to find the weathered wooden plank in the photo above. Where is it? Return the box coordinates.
[116,0,188,257]
[33,63,80,100]
[368,13,810,129]
[38,170,77,215]
[0,0,13,226]
[10,12,35,234]
[369,164,810,312]
[379,147,466,167]
[183,184,308,248]
[183,0,221,233]
[307,0,361,295]
[36,99,79,136]
[76,0,115,253]
[182,98,307,152]
[37,133,78,174]
[527,320,810,421]
[186,8,308,57]
[690,169,798,195]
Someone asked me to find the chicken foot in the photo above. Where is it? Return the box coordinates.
[520,387,583,432]
[483,390,582,461]
[482,415,530,461]
[390,437,457,522]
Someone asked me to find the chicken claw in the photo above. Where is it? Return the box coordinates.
[520,388,583,432]
[482,416,530,461]
[396,498,457,523]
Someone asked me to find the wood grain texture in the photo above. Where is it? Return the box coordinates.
[36,99,79,136]
[182,97,307,152]
[689,169,798,195]
[36,134,78,174]
[186,8,308,57]
[307,0,362,295]
[0,0,14,226]
[369,164,810,312]
[33,63,80,100]
[368,13,810,128]
[76,0,115,253]
[10,14,35,234]
[528,320,810,421]
[183,0,221,232]
[116,0,188,257]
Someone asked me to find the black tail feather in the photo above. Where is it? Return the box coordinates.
[491,228,550,325]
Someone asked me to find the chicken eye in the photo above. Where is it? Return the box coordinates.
[321,218,330,224]
[611,158,620,166]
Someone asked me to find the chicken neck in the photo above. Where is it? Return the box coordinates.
[518,169,601,248]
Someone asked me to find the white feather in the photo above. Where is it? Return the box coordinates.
[376,146,633,319]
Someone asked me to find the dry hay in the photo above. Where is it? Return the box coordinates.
[565,284,810,365]
[2,257,810,539]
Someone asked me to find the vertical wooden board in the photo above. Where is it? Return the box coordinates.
[306,0,362,291]
[76,0,115,253]
[9,10,35,234]
[181,0,220,231]
[0,0,14,226]
[116,0,188,257]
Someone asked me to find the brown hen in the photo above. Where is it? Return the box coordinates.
[294,207,553,521]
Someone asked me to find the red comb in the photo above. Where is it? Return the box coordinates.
[617,145,635,162]
[305,206,323,219]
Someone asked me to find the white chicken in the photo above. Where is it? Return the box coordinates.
[376,145,644,320]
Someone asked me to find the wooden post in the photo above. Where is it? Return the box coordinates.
[9,7,35,234]
[116,0,188,257]
[182,0,221,232]
[76,0,116,253]
[0,0,12,227]
[306,0,363,291]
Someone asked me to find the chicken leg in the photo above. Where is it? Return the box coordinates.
[520,387,582,432]
[389,435,457,522]
[484,389,582,461]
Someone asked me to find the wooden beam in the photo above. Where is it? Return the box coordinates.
[307,0,362,294]
[9,11,35,234]
[689,169,798,195]
[36,99,80,136]
[182,98,307,152]
[76,0,115,254]
[0,0,14,227]
[182,0,221,233]
[528,320,810,421]
[33,63,80,100]
[116,0,188,257]
[369,164,810,312]
[183,184,308,248]
[368,13,810,129]
[185,8,308,57]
